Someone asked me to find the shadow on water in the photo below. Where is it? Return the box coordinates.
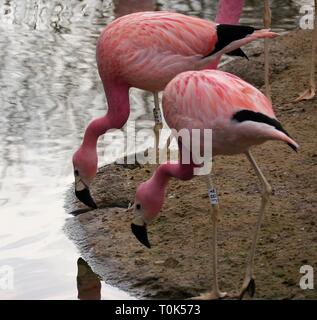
[0,0,313,299]
[77,258,101,300]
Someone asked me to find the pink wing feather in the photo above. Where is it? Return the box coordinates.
[97,12,217,91]
[162,70,298,155]
[163,70,275,130]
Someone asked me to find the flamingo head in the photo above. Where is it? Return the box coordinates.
[72,147,98,209]
[130,179,165,249]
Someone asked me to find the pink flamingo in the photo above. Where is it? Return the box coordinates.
[130,70,298,299]
[72,3,278,209]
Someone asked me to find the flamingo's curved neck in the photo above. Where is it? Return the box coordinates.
[82,82,130,150]
[215,0,245,24]
[150,141,199,190]
[152,162,196,190]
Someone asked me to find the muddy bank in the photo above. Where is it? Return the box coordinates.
[65,29,317,299]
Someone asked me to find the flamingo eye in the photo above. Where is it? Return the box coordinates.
[136,204,141,210]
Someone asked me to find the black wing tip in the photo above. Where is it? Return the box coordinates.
[226,48,249,60]
[217,24,255,34]
[208,24,255,58]
[232,110,298,152]
[288,143,298,152]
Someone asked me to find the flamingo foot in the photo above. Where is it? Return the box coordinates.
[239,276,256,300]
[293,87,316,102]
[190,290,227,300]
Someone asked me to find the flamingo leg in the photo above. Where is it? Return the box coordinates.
[192,174,227,300]
[294,0,316,101]
[153,92,173,163]
[263,0,272,102]
[153,92,163,163]
[239,150,272,299]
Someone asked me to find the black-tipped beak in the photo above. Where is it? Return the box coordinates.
[131,223,151,248]
[75,188,97,209]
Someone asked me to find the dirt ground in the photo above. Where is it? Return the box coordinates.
[65,29,317,299]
